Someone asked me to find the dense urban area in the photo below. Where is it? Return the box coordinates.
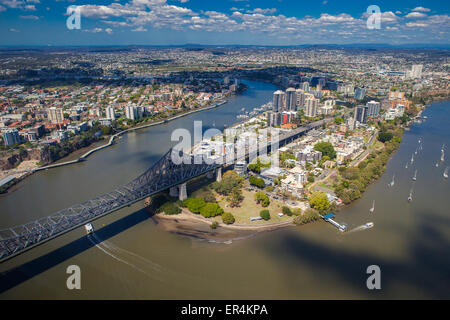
[1,46,449,228]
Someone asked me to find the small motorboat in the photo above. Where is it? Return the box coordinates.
[364,222,374,228]
[444,167,449,179]
[369,200,375,214]
[84,223,94,234]
[412,170,417,181]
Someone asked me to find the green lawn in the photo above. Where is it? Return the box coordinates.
[216,189,291,224]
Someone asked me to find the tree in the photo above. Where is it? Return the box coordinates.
[308,191,331,214]
[334,117,343,125]
[210,221,219,229]
[183,198,206,213]
[260,210,270,221]
[282,206,293,216]
[255,191,270,207]
[211,170,243,195]
[293,209,320,225]
[199,203,224,218]
[378,131,393,143]
[228,187,243,207]
[222,212,235,224]
[249,176,265,188]
[314,142,336,159]
[158,202,181,215]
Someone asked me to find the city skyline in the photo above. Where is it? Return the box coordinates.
[0,0,449,46]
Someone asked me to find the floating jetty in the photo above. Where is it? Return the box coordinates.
[322,213,347,232]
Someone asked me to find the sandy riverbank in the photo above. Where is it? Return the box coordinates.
[151,210,294,242]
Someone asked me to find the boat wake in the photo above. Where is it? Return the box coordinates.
[87,234,161,280]
[347,224,373,233]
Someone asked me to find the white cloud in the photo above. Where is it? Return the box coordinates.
[406,22,428,28]
[412,7,431,12]
[69,0,449,43]
[19,14,38,19]
[247,8,277,14]
[405,12,427,19]
[132,26,147,31]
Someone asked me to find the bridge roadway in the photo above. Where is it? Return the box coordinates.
[0,118,330,262]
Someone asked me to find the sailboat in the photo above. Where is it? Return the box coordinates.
[369,200,375,214]
[412,170,417,181]
[444,167,449,179]
[389,174,395,187]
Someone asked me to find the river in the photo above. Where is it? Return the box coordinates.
[0,81,449,299]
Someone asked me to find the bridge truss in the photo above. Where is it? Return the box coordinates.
[0,149,219,261]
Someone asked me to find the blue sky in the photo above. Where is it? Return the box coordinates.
[0,0,449,46]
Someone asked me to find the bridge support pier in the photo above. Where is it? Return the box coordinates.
[178,183,187,201]
[216,167,222,182]
[169,186,179,198]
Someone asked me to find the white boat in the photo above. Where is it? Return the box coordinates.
[436,163,439,167]
[369,200,375,214]
[415,149,417,155]
[364,222,374,228]
[412,170,417,181]
[444,167,449,179]
[411,155,414,164]
[441,151,445,162]
[408,188,413,202]
[84,223,94,234]
[389,174,395,187]
[405,162,408,169]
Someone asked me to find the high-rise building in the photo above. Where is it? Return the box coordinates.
[354,87,366,100]
[354,105,368,124]
[2,129,21,146]
[285,88,297,111]
[304,97,318,117]
[105,106,116,120]
[408,64,423,79]
[267,111,282,127]
[301,81,310,92]
[125,105,138,120]
[272,90,285,112]
[295,89,305,109]
[47,107,64,124]
[366,101,381,117]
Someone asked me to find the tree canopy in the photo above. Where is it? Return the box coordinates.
[222,212,235,224]
[308,191,331,214]
[199,203,224,218]
[314,141,336,159]
[260,210,270,221]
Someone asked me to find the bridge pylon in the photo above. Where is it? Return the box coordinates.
[216,167,222,182]
[179,183,187,201]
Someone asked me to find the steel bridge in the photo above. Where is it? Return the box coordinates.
[0,118,328,262]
